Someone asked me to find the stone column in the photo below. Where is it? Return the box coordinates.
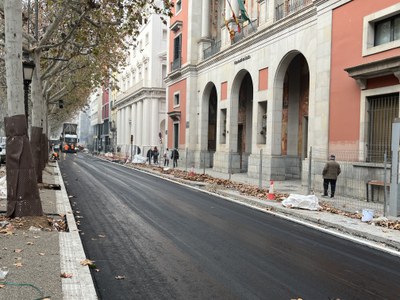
[131,103,137,145]
[143,100,150,146]
[199,0,212,60]
[117,109,121,145]
[137,101,143,148]
[201,0,210,38]
[127,105,132,144]
[151,98,159,146]
[121,108,126,147]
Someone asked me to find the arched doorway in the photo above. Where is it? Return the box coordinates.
[237,72,253,171]
[208,86,217,152]
[281,54,309,178]
[201,82,218,168]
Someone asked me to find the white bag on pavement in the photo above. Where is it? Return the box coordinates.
[0,175,6,199]
[132,154,147,164]
[282,194,321,211]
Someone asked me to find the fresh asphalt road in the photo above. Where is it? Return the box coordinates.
[59,153,400,300]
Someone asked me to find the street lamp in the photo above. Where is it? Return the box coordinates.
[22,60,35,122]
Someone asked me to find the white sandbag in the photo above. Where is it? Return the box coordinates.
[282,194,321,211]
[132,154,147,164]
[0,175,6,199]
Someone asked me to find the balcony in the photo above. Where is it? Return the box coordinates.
[275,0,313,21]
[171,56,182,72]
[232,20,258,44]
[203,40,221,60]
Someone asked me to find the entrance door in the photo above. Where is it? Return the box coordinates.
[238,124,244,170]
[302,116,308,160]
[173,123,179,149]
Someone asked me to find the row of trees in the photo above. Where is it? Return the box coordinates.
[1,0,172,217]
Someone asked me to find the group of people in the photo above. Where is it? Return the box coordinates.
[146,147,179,168]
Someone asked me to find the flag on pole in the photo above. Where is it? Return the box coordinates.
[227,0,241,33]
[237,0,251,23]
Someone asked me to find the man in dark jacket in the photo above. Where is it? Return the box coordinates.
[171,148,179,168]
[322,154,341,198]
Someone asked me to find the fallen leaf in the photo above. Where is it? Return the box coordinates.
[80,259,96,268]
[60,272,73,278]
[0,224,15,235]
[80,259,94,266]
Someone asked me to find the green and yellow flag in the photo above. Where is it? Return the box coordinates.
[237,0,251,22]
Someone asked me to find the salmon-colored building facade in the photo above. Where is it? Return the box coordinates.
[165,0,400,202]
[330,1,400,158]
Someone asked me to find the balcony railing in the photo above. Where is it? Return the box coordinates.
[233,20,258,43]
[171,56,182,72]
[275,0,313,21]
[203,40,221,60]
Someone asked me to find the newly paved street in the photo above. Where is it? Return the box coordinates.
[59,154,400,299]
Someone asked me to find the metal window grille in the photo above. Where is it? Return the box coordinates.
[367,93,399,162]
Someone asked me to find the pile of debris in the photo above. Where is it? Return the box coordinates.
[0,214,67,233]
[131,163,289,201]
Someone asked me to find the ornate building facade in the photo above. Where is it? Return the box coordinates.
[165,0,400,185]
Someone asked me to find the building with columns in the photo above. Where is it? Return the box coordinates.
[165,0,400,188]
[113,6,168,158]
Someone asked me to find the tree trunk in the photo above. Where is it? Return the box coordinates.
[4,0,43,217]
[30,126,43,183]
[5,116,43,217]
[31,51,44,182]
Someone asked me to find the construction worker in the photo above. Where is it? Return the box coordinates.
[63,144,69,160]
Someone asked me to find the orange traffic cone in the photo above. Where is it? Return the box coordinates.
[268,180,275,200]
[189,166,195,177]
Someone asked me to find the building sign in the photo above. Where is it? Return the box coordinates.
[234,55,251,65]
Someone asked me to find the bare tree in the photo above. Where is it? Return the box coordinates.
[3,0,42,217]
[0,0,172,217]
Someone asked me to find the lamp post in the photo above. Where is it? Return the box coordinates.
[22,60,35,122]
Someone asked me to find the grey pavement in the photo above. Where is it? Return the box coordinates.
[1,156,400,300]
[0,162,96,300]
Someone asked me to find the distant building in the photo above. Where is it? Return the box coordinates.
[78,109,91,147]
[113,1,167,158]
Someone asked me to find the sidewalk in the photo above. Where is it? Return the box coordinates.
[0,162,96,300]
[1,157,400,299]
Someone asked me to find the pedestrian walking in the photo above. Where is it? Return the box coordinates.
[322,154,341,198]
[153,146,159,164]
[163,148,170,167]
[171,148,179,168]
[146,148,153,164]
